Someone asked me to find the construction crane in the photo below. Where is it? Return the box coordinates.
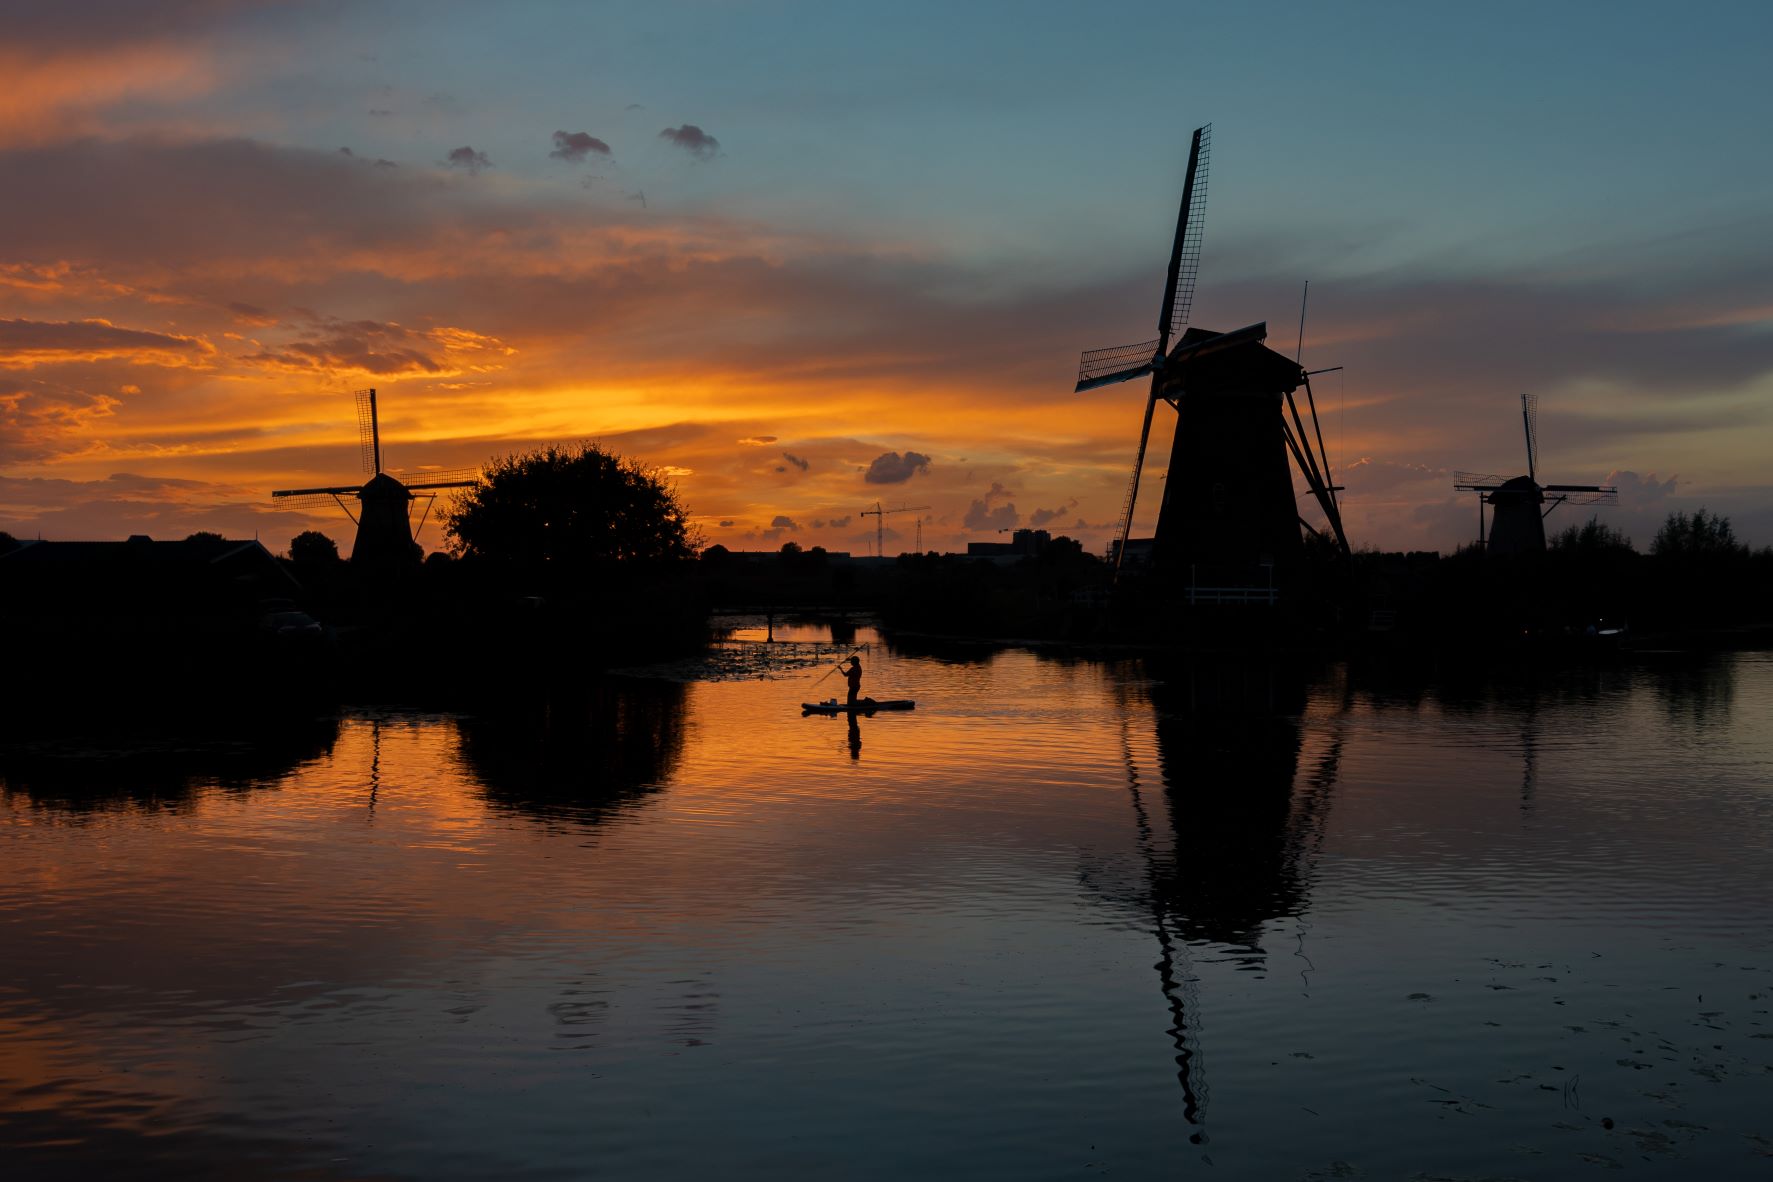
[860,501,930,558]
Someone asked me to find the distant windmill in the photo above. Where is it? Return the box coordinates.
[1076,125,1346,589]
[272,388,480,565]
[1452,394,1617,555]
[859,501,929,558]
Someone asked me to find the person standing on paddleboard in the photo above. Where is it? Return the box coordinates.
[843,655,863,710]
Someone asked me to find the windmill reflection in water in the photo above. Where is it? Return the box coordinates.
[1114,658,1344,1145]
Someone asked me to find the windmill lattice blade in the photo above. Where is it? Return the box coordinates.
[1521,392,1539,483]
[1112,393,1161,573]
[1544,484,1618,507]
[1077,338,1160,389]
[392,466,481,486]
[269,492,352,510]
[354,388,378,477]
[273,484,360,497]
[1165,123,1210,340]
[1452,471,1505,486]
[404,479,479,491]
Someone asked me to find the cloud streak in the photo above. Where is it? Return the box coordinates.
[239,318,513,378]
[0,318,213,368]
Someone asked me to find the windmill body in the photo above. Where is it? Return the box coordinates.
[352,471,421,565]
[1076,126,1346,594]
[272,389,478,566]
[1483,475,1549,555]
[1149,323,1315,583]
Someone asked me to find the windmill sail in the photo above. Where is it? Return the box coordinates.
[1159,123,1210,343]
[1520,393,1538,483]
[1077,338,1163,391]
[270,489,357,509]
[355,388,381,476]
[1069,125,1213,572]
[1073,125,1212,396]
[397,466,482,491]
[1543,485,1618,506]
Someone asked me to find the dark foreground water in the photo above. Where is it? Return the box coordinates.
[3,631,1772,1180]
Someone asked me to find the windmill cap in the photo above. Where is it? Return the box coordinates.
[359,472,412,499]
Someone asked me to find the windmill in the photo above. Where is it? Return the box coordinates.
[1452,394,1617,555]
[1076,125,1347,591]
[272,388,480,565]
[859,501,929,558]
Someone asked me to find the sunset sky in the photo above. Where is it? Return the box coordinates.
[2,0,1770,555]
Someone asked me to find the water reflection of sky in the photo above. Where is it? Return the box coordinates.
[2,643,1770,1179]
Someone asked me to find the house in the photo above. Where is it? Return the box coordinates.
[0,535,302,628]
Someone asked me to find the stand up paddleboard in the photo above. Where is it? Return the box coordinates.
[801,698,915,715]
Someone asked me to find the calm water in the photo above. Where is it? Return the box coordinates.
[4,630,1772,1179]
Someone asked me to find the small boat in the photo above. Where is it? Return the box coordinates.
[801,698,916,715]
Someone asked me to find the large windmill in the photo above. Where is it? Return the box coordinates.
[1077,125,1347,592]
[272,388,479,565]
[1452,394,1617,555]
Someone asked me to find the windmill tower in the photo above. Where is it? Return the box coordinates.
[1076,125,1347,593]
[272,389,479,566]
[1453,394,1617,555]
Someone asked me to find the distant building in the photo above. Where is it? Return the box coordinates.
[703,549,856,564]
[1108,537,1155,567]
[966,529,1051,559]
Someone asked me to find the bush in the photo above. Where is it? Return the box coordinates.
[290,530,341,565]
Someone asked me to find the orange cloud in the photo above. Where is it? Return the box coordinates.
[0,318,214,369]
[0,44,217,146]
[239,318,515,379]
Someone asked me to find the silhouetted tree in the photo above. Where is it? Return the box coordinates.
[0,531,18,556]
[1550,517,1633,554]
[184,530,226,544]
[443,442,696,564]
[290,529,341,565]
[1652,509,1744,559]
